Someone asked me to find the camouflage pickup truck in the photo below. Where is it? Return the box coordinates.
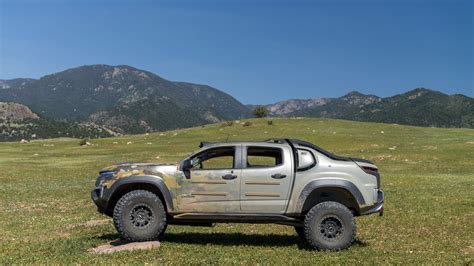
[92,139,384,250]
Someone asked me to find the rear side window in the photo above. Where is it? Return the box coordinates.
[297,149,316,171]
[246,147,283,168]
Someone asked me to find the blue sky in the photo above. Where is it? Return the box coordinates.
[0,0,472,104]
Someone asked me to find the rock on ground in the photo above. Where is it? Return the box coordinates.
[89,239,160,254]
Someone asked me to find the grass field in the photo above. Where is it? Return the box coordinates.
[0,118,473,264]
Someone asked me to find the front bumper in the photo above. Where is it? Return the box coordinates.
[360,190,384,216]
[91,186,108,214]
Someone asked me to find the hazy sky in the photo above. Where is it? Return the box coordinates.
[1,0,472,103]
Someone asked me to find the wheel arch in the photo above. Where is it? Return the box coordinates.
[104,176,174,215]
[297,179,365,216]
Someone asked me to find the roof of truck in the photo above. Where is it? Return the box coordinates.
[198,139,286,148]
[199,139,353,162]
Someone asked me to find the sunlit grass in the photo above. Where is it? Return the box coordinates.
[0,118,473,263]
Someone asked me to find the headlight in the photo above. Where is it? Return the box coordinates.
[95,171,116,187]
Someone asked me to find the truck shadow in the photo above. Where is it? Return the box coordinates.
[96,232,367,250]
[162,232,368,249]
[163,232,299,247]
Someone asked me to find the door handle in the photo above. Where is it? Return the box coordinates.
[271,173,287,179]
[222,174,237,180]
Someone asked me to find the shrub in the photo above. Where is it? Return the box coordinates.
[253,106,269,118]
[267,120,273,126]
[79,137,90,146]
[222,121,234,127]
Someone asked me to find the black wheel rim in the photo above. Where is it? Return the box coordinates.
[129,204,153,228]
[319,215,344,240]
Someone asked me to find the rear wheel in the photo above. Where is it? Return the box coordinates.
[303,201,356,251]
[113,190,167,241]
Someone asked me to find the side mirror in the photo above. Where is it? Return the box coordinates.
[181,159,192,171]
[181,159,192,179]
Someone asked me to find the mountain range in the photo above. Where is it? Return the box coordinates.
[0,65,249,134]
[264,89,473,128]
[0,64,472,140]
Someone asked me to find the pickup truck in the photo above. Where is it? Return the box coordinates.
[92,139,384,250]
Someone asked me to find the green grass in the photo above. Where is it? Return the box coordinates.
[0,118,473,264]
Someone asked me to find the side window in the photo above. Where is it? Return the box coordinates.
[190,147,235,170]
[297,149,316,171]
[246,146,283,168]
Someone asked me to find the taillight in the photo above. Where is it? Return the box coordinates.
[361,165,380,188]
[361,166,378,175]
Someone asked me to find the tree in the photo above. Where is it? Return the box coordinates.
[253,106,269,118]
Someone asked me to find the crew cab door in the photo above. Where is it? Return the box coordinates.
[178,145,242,213]
[240,144,294,213]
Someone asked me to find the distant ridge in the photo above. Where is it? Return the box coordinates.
[0,65,472,139]
[263,88,473,128]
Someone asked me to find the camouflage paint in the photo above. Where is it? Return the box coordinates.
[99,163,240,213]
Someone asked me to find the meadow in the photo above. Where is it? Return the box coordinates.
[0,118,472,264]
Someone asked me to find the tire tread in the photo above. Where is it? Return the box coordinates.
[303,201,356,251]
[113,190,166,242]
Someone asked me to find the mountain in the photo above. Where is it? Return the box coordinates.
[0,65,250,133]
[271,89,473,128]
[0,78,36,90]
[263,98,331,115]
[0,101,115,141]
[285,91,382,119]
[88,96,212,134]
[353,89,474,128]
[264,91,381,116]
[0,102,39,121]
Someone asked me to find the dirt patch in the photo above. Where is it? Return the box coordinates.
[89,239,160,254]
[83,219,110,227]
[461,246,474,255]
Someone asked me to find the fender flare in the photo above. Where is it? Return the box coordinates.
[104,175,174,212]
[296,179,365,213]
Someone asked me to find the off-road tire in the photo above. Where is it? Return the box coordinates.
[304,201,356,251]
[113,190,167,241]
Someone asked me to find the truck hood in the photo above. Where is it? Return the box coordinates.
[100,162,177,175]
[98,162,182,189]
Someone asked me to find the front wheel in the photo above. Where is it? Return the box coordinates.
[303,201,356,251]
[113,190,167,241]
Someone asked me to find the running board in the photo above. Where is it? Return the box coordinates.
[170,213,303,226]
